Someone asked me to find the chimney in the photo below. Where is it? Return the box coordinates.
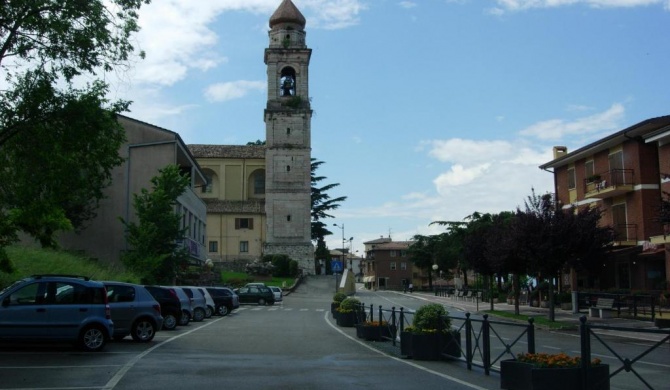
[553,146,567,159]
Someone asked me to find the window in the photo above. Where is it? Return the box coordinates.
[585,160,595,182]
[240,241,249,253]
[567,167,576,189]
[400,250,407,257]
[390,250,397,257]
[390,262,396,270]
[235,218,254,230]
[202,174,213,193]
[208,241,218,253]
[253,171,265,195]
[400,262,407,270]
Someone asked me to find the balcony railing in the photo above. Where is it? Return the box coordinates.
[613,223,637,245]
[584,169,635,199]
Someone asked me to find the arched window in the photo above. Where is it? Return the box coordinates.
[280,67,296,97]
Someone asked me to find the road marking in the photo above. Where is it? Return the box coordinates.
[324,312,489,390]
[105,317,225,389]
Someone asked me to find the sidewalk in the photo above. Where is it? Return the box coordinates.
[403,290,670,343]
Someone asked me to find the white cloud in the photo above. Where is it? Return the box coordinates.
[204,80,265,102]
[399,1,418,8]
[518,103,624,140]
[492,0,668,13]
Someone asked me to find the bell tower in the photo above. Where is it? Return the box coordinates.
[263,0,314,274]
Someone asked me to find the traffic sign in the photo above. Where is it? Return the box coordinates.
[331,260,343,272]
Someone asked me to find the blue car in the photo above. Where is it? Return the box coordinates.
[0,274,114,352]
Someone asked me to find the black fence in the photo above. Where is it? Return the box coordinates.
[350,303,670,390]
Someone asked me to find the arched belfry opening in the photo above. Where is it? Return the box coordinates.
[280,67,296,97]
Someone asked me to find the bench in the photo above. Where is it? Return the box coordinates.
[589,298,615,318]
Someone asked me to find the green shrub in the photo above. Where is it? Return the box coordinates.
[413,303,449,331]
[338,297,361,313]
[333,292,347,304]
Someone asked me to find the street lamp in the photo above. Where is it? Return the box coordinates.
[333,223,345,270]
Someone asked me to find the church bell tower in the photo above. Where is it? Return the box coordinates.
[263,0,314,274]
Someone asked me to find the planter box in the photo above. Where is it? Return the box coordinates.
[336,311,357,327]
[331,302,340,319]
[560,302,573,311]
[400,331,412,358]
[500,360,610,390]
[410,331,461,361]
[356,324,397,341]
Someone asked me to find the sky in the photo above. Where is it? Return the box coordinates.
[102,0,670,256]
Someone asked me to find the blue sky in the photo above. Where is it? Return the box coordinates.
[105,0,670,255]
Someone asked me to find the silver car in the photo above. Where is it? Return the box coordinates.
[194,287,216,318]
[164,286,192,326]
[103,282,163,342]
[178,286,207,322]
[268,286,283,302]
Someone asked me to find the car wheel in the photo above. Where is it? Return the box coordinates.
[217,305,229,316]
[131,319,156,342]
[258,298,266,306]
[205,306,213,318]
[193,307,205,322]
[78,325,107,352]
[163,312,178,330]
[179,311,190,326]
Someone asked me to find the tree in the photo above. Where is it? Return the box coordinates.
[120,165,190,285]
[407,234,444,289]
[516,189,613,321]
[311,158,347,273]
[0,0,149,260]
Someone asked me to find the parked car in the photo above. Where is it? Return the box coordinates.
[235,285,275,306]
[194,287,215,318]
[103,282,163,342]
[143,285,182,330]
[178,286,207,322]
[268,286,283,302]
[206,287,239,316]
[0,274,113,352]
[165,286,192,326]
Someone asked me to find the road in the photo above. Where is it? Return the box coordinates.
[0,276,666,390]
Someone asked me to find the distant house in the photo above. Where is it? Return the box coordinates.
[540,115,670,291]
[362,239,416,290]
[56,115,208,266]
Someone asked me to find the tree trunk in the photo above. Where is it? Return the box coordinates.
[513,273,520,316]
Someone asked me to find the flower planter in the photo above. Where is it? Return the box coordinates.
[410,331,461,360]
[331,302,340,319]
[560,302,572,311]
[500,360,610,390]
[356,324,397,341]
[400,331,412,358]
[336,311,357,327]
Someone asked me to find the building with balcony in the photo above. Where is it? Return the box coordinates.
[57,115,208,265]
[539,115,670,291]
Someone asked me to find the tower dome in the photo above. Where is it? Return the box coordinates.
[269,0,306,30]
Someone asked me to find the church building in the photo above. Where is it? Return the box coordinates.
[189,0,315,274]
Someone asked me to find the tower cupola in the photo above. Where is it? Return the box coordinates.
[269,0,306,30]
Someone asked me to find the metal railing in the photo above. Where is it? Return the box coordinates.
[348,303,670,390]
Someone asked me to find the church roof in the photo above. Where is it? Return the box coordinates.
[188,144,265,159]
[269,0,306,29]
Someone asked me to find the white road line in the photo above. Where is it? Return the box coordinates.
[104,316,225,389]
[324,312,489,390]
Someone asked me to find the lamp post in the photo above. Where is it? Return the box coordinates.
[432,264,439,292]
[333,223,345,270]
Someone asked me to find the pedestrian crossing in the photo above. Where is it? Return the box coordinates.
[234,306,326,312]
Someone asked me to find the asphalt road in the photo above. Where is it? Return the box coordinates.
[0,276,666,390]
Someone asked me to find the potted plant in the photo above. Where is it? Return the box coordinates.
[501,352,609,390]
[356,320,395,341]
[408,303,461,360]
[336,297,361,327]
[331,292,347,319]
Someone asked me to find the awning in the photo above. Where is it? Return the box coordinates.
[363,276,375,282]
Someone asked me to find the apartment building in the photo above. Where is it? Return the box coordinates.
[539,115,670,291]
[57,115,208,265]
[363,239,416,290]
